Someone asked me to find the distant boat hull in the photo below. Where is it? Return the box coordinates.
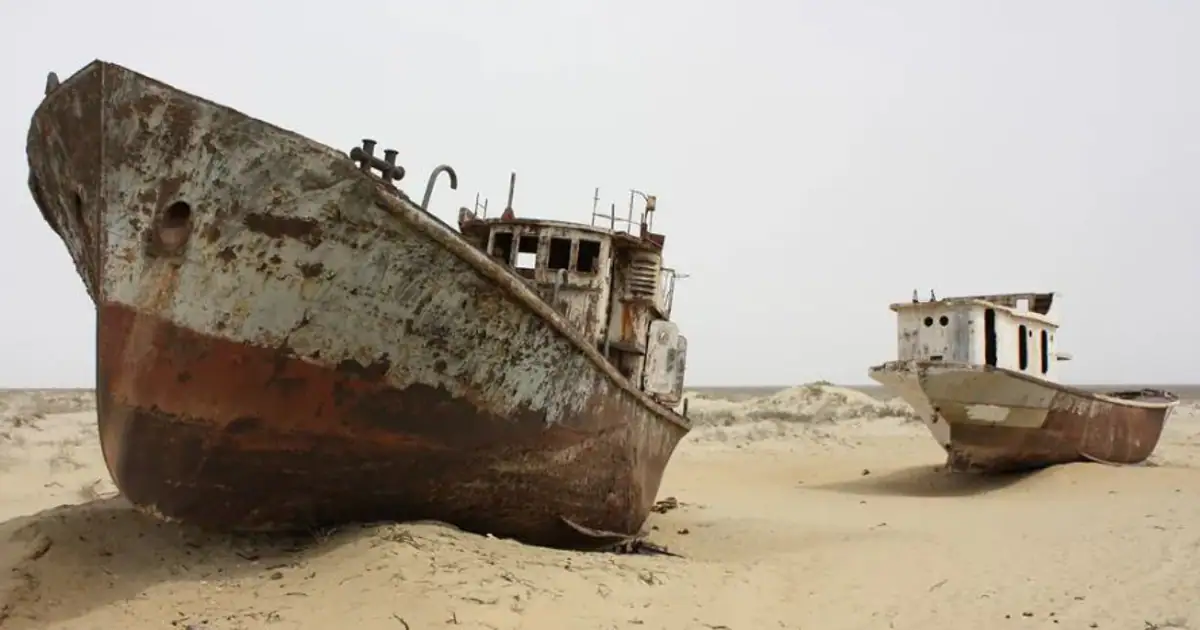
[26,60,690,548]
[868,360,1177,473]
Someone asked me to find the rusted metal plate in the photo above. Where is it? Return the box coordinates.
[643,320,685,404]
[26,60,690,548]
[869,361,1177,473]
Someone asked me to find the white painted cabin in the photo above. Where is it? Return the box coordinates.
[888,292,1070,383]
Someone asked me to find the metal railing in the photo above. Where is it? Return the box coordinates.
[590,188,655,235]
[658,267,690,319]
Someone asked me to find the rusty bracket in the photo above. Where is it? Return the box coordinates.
[349,138,405,184]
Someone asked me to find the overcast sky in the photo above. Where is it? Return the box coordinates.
[0,0,1195,387]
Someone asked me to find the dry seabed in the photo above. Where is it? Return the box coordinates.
[2,385,1200,630]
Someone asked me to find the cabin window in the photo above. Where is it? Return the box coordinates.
[984,308,997,367]
[938,315,949,326]
[548,237,572,270]
[1039,329,1049,374]
[1017,324,1029,371]
[577,239,601,273]
[490,231,514,265]
[515,234,539,270]
[923,317,933,327]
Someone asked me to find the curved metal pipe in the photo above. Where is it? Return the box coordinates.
[421,165,459,211]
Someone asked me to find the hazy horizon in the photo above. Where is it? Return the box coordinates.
[1,1,1195,388]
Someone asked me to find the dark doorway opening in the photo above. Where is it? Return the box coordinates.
[1039,329,1049,374]
[984,308,997,367]
[1018,324,1029,370]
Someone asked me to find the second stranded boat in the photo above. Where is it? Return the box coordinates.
[26,60,692,548]
[868,291,1178,473]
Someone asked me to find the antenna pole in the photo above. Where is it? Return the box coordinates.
[590,187,601,226]
[505,172,516,213]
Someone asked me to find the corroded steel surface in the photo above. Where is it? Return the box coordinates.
[869,361,1177,473]
[26,60,690,548]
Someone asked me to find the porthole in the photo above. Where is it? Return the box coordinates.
[163,200,192,227]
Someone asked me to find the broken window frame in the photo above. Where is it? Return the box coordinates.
[515,231,540,272]
[547,236,572,271]
[576,238,602,274]
[488,229,515,266]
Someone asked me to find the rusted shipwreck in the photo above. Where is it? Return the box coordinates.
[26,60,692,548]
[868,291,1178,473]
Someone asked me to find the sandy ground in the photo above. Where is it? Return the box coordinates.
[2,386,1200,630]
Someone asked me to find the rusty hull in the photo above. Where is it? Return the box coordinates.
[868,361,1178,473]
[25,60,691,549]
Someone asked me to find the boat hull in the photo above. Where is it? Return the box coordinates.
[27,61,690,548]
[868,361,1177,473]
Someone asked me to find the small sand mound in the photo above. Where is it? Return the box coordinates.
[675,382,919,448]
[680,382,916,428]
[750,382,916,423]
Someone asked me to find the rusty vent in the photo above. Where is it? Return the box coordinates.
[628,252,660,299]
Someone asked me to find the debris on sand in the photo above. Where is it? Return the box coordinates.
[650,496,683,514]
[559,517,684,557]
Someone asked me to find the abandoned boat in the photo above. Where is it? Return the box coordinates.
[26,60,692,548]
[868,291,1178,473]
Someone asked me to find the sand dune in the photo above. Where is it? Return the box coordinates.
[2,386,1200,629]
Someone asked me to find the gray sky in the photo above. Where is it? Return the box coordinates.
[0,1,1195,387]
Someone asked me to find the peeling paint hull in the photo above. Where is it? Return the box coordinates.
[868,361,1178,473]
[26,60,690,548]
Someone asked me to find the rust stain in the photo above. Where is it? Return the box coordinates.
[335,356,392,381]
[243,213,324,246]
[943,383,1176,473]
[97,302,675,546]
[201,223,221,243]
[297,261,324,278]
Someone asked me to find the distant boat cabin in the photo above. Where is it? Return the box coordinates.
[888,292,1070,382]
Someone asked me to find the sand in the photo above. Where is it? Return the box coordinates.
[2,386,1200,630]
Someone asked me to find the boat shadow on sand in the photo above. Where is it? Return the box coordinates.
[805,464,1035,498]
[806,456,1185,499]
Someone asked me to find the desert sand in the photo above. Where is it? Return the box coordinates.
[2,385,1199,630]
